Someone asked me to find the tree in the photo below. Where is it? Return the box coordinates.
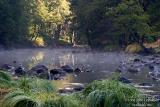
[106,0,152,45]
[0,0,71,47]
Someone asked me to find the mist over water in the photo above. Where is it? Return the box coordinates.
[0,48,159,93]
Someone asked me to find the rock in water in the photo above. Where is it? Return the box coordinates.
[133,58,141,62]
[30,65,49,79]
[138,83,154,88]
[15,65,26,76]
[50,68,66,80]
[61,65,74,73]
[0,64,15,72]
[58,83,85,94]
[31,65,48,73]
[127,68,139,73]
[118,77,131,84]
[74,68,82,73]
[50,68,64,75]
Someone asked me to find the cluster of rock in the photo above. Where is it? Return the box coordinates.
[117,54,160,81]
[0,63,92,80]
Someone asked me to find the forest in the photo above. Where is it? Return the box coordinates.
[0,0,160,49]
[0,0,160,107]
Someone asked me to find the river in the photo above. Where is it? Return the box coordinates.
[0,48,159,95]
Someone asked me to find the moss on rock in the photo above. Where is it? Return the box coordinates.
[125,43,144,53]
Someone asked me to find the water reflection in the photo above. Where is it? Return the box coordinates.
[24,51,45,69]
[0,49,159,93]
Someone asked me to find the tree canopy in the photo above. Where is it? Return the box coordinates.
[0,0,160,48]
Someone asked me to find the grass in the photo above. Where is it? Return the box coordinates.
[0,70,157,107]
[83,80,140,107]
[2,91,38,107]
[0,70,13,88]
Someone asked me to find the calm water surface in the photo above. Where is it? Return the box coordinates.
[0,49,159,94]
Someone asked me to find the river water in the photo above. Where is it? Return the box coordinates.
[0,48,159,95]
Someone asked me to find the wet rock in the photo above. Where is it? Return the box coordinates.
[118,77,131,84]
[58,87,74,93]
[0,64,15,72]
[30,65,49,79]
[74,68,82,73]
[139,83,154,88]
[58,83,85,94]
[61,65,73,73]
[50,68,65,75]
[148,65,155,71]
[134,58,141,62]
[50,68,66,80]
[149,72,155,77]
[15,65,26,76]
[52,74,64,80]
[127,68,140,73]
[31,65,48,73]
[86,70,93,72]
[140,47,155,55]
[154,95,160,102]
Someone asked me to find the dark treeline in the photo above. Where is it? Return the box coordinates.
[0,0,160,49]
[72,0,160,49]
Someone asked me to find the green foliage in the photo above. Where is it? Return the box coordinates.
[2,91,38,107]
[107,0,151,43]
[0,70,12,88]
[83,78,157,107]
[83,80,138,96]
[0,71,157,107]
[15,77,55,93]
[83,80,143,107]
[0,0,71,47]
[42,95,82,107]
[73,0,159,48]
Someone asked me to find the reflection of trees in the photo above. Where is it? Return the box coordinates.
[24,51,45,69]
[60,54,77,66]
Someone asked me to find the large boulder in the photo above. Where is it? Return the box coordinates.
[49,68,66,80]
[31,65,48,73]
[74,68,82,73]
[50,68,64,75]
[15,65,26,76]
[30,65,49,79]
[61,65,74,73]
